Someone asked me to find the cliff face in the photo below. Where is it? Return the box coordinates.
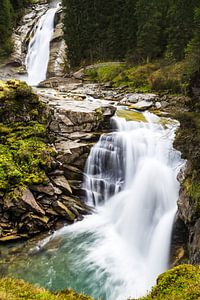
[171,111,200,265]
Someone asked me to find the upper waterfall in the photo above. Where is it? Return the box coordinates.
[25,2,60,86]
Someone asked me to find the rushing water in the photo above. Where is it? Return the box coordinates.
[25,2,60,86]
[4,112,184,299]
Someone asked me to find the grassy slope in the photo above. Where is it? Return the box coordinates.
[84,60,189,94]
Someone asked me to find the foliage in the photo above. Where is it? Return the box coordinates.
[140,264,200,300]
[84,61,189,94]
[84,63,125,82]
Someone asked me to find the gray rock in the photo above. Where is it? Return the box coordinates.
[51,175,72,194]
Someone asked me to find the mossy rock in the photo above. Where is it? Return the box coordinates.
[0,277,93,300]
[140,264,200,300]
[0,80,54,192]
[116,110,147,122]
[0,80,46,123]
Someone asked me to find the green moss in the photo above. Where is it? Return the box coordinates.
[0,80,54,192]
[116,110,147,122]
[140,265,200,300]
[0,277,93,300]
[84,63,125,83]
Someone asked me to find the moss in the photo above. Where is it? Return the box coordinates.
[0,80,46,124]
[140,264,200,300]
[116,110,147,122]
[0,277,93,300]
[0,80,54,192]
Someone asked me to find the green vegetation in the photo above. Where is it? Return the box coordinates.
[62,0,200,68]
[0,80,53,192]
[0,277,92,300]
[140,264,200,300]
[84,61,189,94]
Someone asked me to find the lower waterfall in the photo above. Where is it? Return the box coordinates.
[5,112,184,300]
[25,2,60,86]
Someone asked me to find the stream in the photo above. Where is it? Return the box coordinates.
[2,112,184,300]
[1,2,185,299]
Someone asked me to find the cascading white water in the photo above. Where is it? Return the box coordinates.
[78,112,183,298]
[25,2,60,86]
[5,112,184,300]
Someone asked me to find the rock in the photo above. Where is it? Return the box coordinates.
[51,175,72,194]
[73,68,85,80]
[131,100,153,111]
[121,93,156,104]
[161,100,169,108]
[54,201,76,221]
[31,214,49,224]
[0,235,22,242]
[155,101,162,109]
[63,165,83,180]
[30,183,55,196]
[47,9,68,78]
[22,188,45,215]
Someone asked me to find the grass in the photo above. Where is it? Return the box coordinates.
[84,60,189,94]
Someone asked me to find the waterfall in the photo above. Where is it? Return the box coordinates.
[78,112,183,298]
[5,112,184,300]
[25,2,60,86]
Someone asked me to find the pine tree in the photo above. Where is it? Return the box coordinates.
[185,8,200,75]
[135,0,165,62]
[166,0,197,61]
[0,0,13,57]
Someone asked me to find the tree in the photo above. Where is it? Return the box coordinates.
[166,0,197,61]
[0,0,13,57]
[135,0,165,62]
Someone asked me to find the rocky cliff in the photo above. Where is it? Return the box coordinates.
[170,110,200,265]
[0,80,115,242]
